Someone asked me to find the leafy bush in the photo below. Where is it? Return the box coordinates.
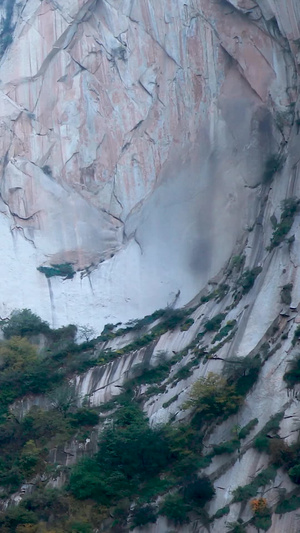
[130,505,157,528]
[0,507,38,533]
[250,498,272,531]
[180,318,194,331]
[292,328,300,347]
[237,419,257,439]
[212,320,236,343]
[173,365,193,382]
[182,476,215,507]
[232,467,277,503]
[184,373,242,423]
[22,488,67,521]
[275,494,300,514]
[253,412,284,453]
[69,403,173,505]
[268,197,299,250]
[238,267,262,294]
[284,354,300,386]
[281,283,293,305]
[70,408,99,427]
[288,464,300,484]
[204,314,226,332]
[163,395,178,409]
[2,309,50,338]
[213,505,230,519]
[213,439,240,455]
[37,263,75,279]
[159,493,190,525]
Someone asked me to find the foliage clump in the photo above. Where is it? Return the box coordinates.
[159,475,215,525]
[37,263,75,279]
[232,467,277,503]
[204,313,226,332]
[238,267,262,294]
[283,353,300,385]
[130,504,157,528]
[159,493,190,525]
[280,283,293,305]
[212,320,236,343]
[184,372,242,423]
[2,309,50,339]
[68,403,173,505]
[253,412,284,453]
[275,494,300,514]
[268,197,299,250]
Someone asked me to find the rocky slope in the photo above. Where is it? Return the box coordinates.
[1,0,300,532]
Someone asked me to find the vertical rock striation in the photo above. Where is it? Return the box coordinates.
[0,0,298,331]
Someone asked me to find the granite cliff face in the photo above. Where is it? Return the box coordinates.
[1,0,298,331]
[1,1,300,532]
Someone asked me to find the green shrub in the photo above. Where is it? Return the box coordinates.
[69,403,173,505]
[184,373,243,423]
[251,514,272,531]
[2,309,50,338]
[268,198,299,250]
[173,365,193,382]
[213,505,230,519]
[22,488,67,521]
[253,412,284,453]
[254,435,271,452]
[212,320,236,343]
[0,507,38,531]
[37,263,75,279]
[182,476,215,507]
[238,418,258,439]
[213,439,239,455]
[288,464,300,484]
[232,467,277,502]
[230,255,246,272]
[204,314,226,332]
[238,267,262,294]
[284,354,300,387]
[163,395,178,409]
[292,328,300,347]
[70,408,99,427]
[275,494,300,514]
[281,283,293,305]
[130,505,157,528]
[180,318,194,331]
[159,493,190,525]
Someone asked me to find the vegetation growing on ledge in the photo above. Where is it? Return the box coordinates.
[203,313,226,332]
[267,197,299,250]
[237,266,262,294]
[183,372,243,423]
[212,320,236,344]
[280,283,293,305]
[275,494,300,514]
[37,263,76,279]
[283,353,300,385]
[232,467,277,503]
[0,302,297,532]
[2,308,50,339]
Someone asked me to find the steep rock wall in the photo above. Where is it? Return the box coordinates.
[0,0,295,332]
